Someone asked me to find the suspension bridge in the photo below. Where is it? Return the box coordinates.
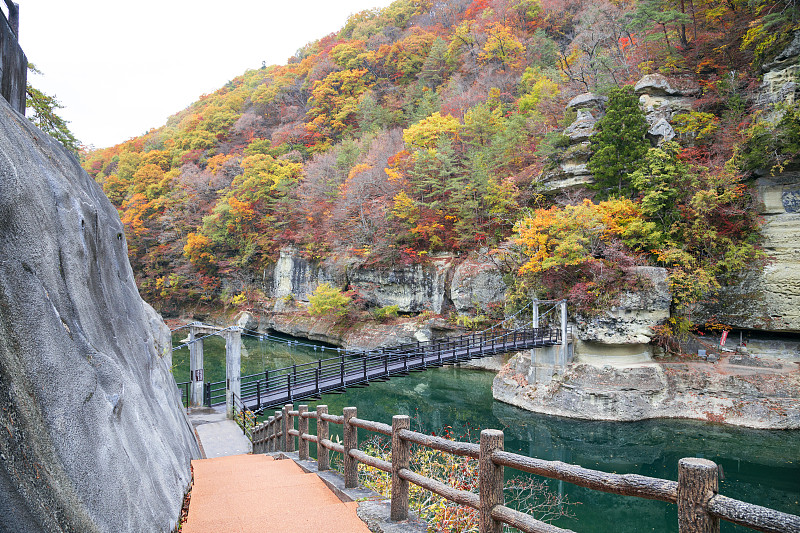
[173,300,569,417]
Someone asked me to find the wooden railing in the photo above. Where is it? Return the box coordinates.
[251,404,800,533]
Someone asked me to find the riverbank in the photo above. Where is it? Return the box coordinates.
[493,352,800,429]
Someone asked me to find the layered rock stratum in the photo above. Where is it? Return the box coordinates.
[0,98,199,532]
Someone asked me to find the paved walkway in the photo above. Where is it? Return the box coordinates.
[187,407,251,458]
[181,454,371,533]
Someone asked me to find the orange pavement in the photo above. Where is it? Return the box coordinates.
[181,454,372,533]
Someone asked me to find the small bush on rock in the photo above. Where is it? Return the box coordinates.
[308,283,351,318]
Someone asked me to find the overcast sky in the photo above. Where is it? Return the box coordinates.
[16,0,394,149]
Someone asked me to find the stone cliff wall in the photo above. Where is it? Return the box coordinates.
[271,248,506,316]
[697,172,800,331]
[0,98,199,532]
[694,35,800,333]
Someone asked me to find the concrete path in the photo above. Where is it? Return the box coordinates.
[181,454,371,533]
[187,407,251,458]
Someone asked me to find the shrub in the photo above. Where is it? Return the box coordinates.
[373,304,400,322]
[308,283,351,317]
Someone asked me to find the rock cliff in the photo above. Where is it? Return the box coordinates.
[695,35,800,333]
[271,248,506,316]
[697,171,800,331]
[0,98,199,532]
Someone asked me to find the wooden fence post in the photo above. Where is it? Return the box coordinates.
[268,415,276,452]
[281,405,289,452]
[391,414,411,521]
[678,458,720,533]
[318,405,329,471]
[285,404,294,453]
[480,429,504,533]
[343,406,358,488]
[298,405,309,460]
[274,410,282,452]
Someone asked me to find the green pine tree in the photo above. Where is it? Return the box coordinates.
[25,64,80,154]
[587,85,649,198]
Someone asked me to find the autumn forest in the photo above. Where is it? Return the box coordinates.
[80,0,799,337]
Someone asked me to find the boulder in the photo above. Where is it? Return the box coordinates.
[234,310,259,332]
[573,266,670,353]
[565,92,607,110]
[646,117,676,144]
[0,98,198,532]
[638,93,694,123]
[634,73,682,96]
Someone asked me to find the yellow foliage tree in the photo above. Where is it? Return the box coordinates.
[402,112,461,150]
[479,23,526,70]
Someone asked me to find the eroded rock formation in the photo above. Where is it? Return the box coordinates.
[0,98,199,532]
[493,357,800,429]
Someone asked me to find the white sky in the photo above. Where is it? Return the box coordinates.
[17,0,395,149]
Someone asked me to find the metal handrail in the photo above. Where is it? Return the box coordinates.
[210,325,563,412]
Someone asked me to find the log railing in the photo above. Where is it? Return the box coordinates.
[250,405,800,533]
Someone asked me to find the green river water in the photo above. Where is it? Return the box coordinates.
[172,332,800,533]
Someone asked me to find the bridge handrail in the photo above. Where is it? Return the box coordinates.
[251,405,800,533]
[236,324,555,383]
[205,325,563,409]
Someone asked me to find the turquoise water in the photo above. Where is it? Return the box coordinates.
[172,333,800,533]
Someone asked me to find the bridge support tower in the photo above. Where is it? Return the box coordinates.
[189,323,205,407]
[225,327,242,419]
[529,299,571,384]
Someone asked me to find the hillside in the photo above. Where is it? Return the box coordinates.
[81,0,799,339]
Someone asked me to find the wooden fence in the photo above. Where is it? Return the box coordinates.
[250,404,800,533]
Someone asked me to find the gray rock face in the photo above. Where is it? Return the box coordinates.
[272,248,454,314]
[450,257,506,313]
[574,266,670,349]
[272,248,338,301]
[565,92,607,110]
[349,257,453,313]
[760,31,799,107]
[646,117,676,144]
[0,99,198,532]
[563,109,597,143]
[763,30,800,72]
[634,73,683,96]
[493,359,800,428]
